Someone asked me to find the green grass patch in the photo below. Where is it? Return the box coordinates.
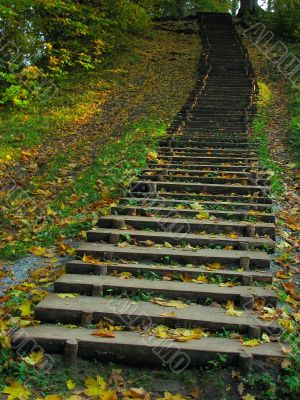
[251,82,284,198]
[0,117,166,259]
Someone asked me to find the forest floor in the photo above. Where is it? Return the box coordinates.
[0,19,200,271]
[0,19,299,400]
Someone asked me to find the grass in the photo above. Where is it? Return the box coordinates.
[0,21,200,261]
[0,117,166,259]
[281,43,300,166]
[250,81,285,198]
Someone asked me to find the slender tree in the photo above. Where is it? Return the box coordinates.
[237,0,260,17]
[232,0,238,15]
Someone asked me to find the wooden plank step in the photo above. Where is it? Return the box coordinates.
[86,227,275,250]
[77,243,271,269]
[155,156,258,163]
[131,181,270,195]
[112,205,275,223]
[12,326,285,368]
[139,176,270,187]
[134,191,272,204]
[66,260,274,284]
[143,168,265,177]
[120,197,273,211]
[54,274,277,305]
[98,215,275,237]
[147,163,267,172]
[35,293,280,334]
[158,148,255,154]
[159,141,251,149]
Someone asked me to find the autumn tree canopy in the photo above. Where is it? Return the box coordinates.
[0,0,299,106]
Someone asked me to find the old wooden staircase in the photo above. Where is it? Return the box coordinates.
[13,13,285,373]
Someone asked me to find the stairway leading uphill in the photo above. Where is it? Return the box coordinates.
[13,13,286,373]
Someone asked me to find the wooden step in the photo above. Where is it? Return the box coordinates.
[98,215,275,238]
[120,197,273,212]
[132,191,272,205]
[35,293,280,334]
[12,326,285,368]
[131,181,270,196]
[86,227,275,250]
[66,260,273,284]
[54,274,277,305]
[113,206,274,223]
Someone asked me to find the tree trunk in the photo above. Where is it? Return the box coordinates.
[176,0,185,17]
[232,0,238,16]
[267,0,273,12]
[237,0,259,18]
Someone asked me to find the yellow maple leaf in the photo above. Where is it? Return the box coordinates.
[84,375,107,396]
[66,379,76,390]
[160,312,176,318]
[29,246,47,257]
[242,339,261,347]
[0,334,11,349]
[164,241,173,248]
[2,381,31,400]
[101,390,118,400]
[152,298,187,309]
[119,272,132,279]
[219,282,238,288]
[82,254,99,264]
[191,202,204,210]
[207,262,223,270]
[196,275,208,283]
[227,233,239,239]
[157,392,187,400]
[22,350,44,366]
[0,320,8,332]
[278,319,295,333]
[225,308,243,317]
[225,300,243,317]
[18,301,32,317]
[57,293,79,299]
[195,211,209,220]
[275,271,290,279]
[147,151,158,161]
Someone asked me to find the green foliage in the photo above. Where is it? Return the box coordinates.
[251,82,284,197]
[261,0,300,39]
[289,89,300,164]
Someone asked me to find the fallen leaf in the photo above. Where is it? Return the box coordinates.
[152,298,187,309]
[91,329,116,338]
[122,388,148,399]
[29,246,47,257]
[57,293,79,299]
[219,282,238,287]
[242,339,260,347]
[22,350,44,366]
[160,312,176,318]
[66,379,76,390]
[281,358,293,369]
[84,375,107,397]
[2,381,31,400]
[83,254,99,264]
[119,272,132,279]
[242,395,256,400]
[195,211,209,220]
[275,271,290,279]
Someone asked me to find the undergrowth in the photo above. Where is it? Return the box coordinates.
[251,82,284,197]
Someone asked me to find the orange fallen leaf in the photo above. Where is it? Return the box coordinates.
[91,329,116,338]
